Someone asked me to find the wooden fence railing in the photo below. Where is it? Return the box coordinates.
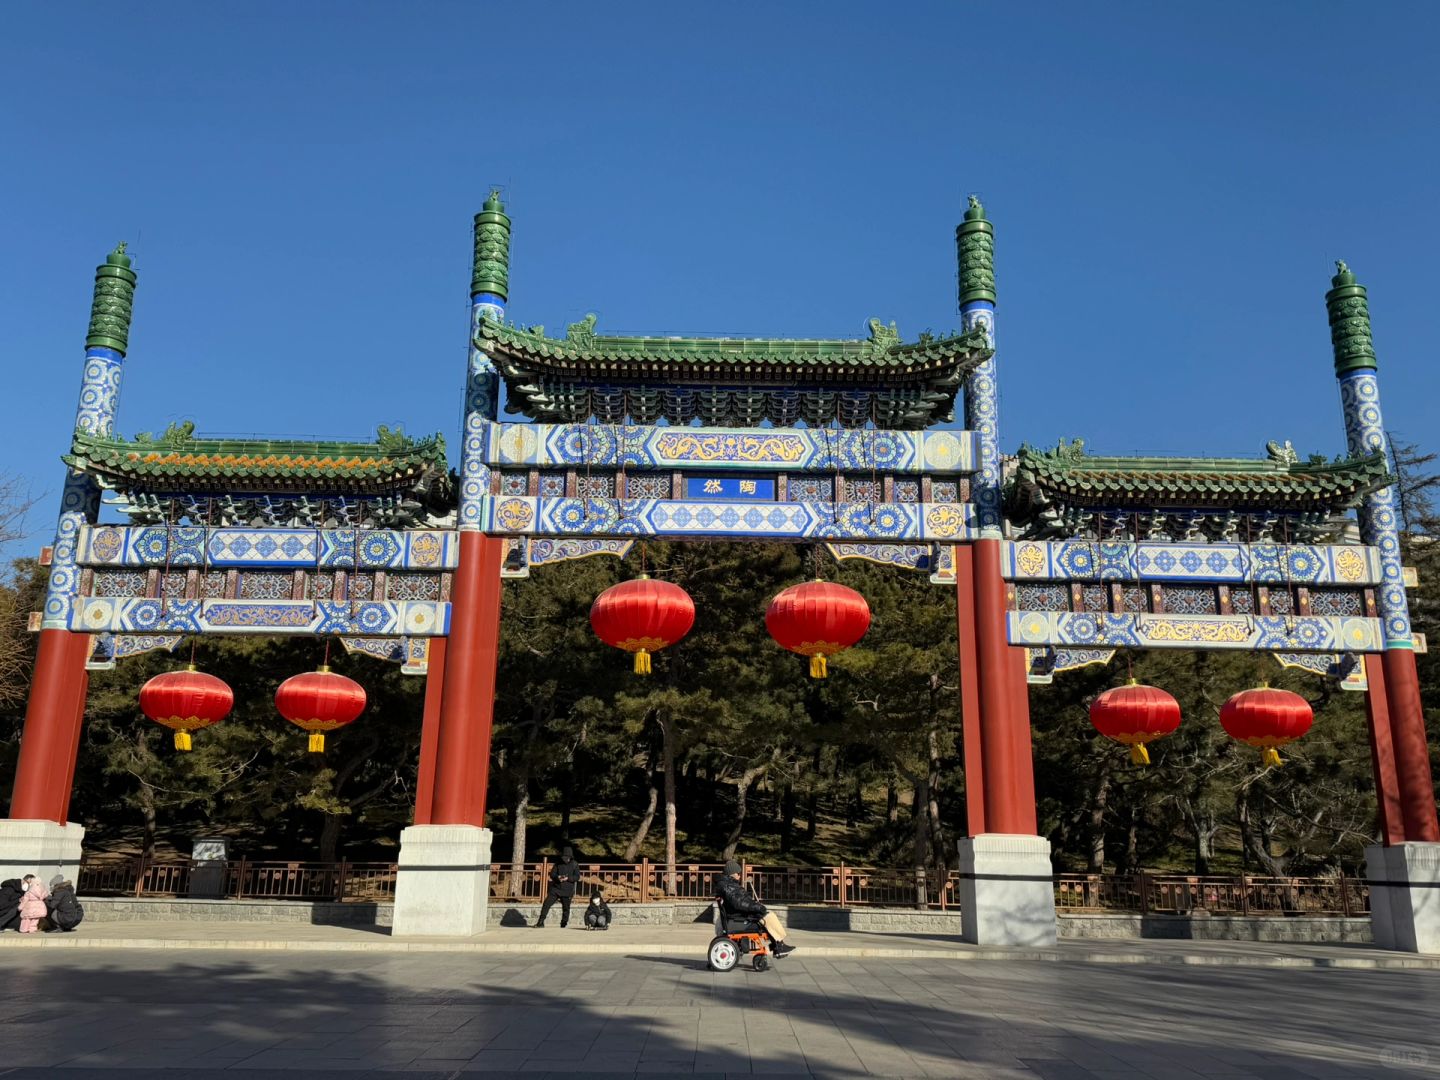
[1053,872,1368,917]
[75,858,1368,916]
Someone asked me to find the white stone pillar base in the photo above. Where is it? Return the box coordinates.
[0,820,86,887]
[391,824,491,937]
[957,833,1057,947]
[1366,841,1440,954]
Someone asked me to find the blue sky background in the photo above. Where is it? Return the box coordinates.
[3,2,1437,558]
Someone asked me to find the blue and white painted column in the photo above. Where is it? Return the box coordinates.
[5,243,135,875]
[1331,263,1409,650]
[953,197,1053,947]
[393,192,511,937]
[1331,259,1440,953]
[41,244,135,633]
[958,197,1000,539]
[457,189,509,532]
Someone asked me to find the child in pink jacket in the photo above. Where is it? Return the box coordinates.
[18,875,48,933]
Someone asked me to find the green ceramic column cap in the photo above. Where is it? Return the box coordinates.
[956,194,996,306]
[472,188,511,301]
[86,242,139,353]
[1326,259,1376,377]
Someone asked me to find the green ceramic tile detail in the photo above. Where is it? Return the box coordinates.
[86,243,138,353]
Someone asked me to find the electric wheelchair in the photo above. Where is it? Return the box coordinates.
[706,894,773,972]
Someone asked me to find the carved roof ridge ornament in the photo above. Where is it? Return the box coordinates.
[1265,439,1299,465]
[566,312,597,349]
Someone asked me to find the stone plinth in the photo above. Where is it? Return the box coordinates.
[957,833,1057,946]
[1367,841,1440,954]
[0,820,85,886]
[390,824,491,937]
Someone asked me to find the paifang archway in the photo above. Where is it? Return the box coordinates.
[5,195,1436,949]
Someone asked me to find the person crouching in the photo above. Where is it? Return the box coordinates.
[46,876,84,932]
[583,888,611,931]
[17,875,48,934]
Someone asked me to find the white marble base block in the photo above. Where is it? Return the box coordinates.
[1366,841,1440,954]
[390,824,492,938]
[0,819,85,886]
[957,833,1057,947]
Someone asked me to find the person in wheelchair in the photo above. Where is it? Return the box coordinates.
[716,860,794,957]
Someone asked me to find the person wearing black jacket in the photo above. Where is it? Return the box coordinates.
[46,875,83,932]
[535,846,580,928]
[0,878,23,932]
[716,860,795,956]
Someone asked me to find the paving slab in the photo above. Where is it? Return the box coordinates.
[3,920,1437,969]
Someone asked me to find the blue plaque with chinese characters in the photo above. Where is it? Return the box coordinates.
[683,477,776,500]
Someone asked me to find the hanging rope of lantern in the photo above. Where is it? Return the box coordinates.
[1089,680,1181,765]
[274,666,367,752]
[590,575,696,674]
[1219,685,1313,767]
[765,579,871,678]
[139,665,234,751]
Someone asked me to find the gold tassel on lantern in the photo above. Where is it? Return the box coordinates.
[1129,743,1150,766]
[174,731,193,752]
[809,654,828,679]
[633,650,652,675]
[1261,747,1283,768]
[309,732,326,753]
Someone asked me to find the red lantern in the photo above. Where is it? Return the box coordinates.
[274,667,367,752]
[1089,680,1181,765]
[1220,686,1313,767]
[590,576,696,675]
[765,579,871,678]
[139,665,234,751]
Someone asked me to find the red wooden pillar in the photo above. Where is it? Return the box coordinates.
[1382,648,1440,842]
[9,629,92,823]
[1008,633,1037,826]
[56,635,92,824]
[954,544,986,835]
[412,637,449,826]
[971,539,1037,835]
[429,532,505,826]
[1363,653,1406,846]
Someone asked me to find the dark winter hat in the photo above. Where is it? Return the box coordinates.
[723,860,742,876]
[561,846,574,860]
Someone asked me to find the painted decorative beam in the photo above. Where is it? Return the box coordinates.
[826,542,935,571]
[483,497,974,542]
[76,525,457,570]
[1004,539,1381,585]
[84,632,183,671]
[486,422,979,475]
[1008,610,1383,653]
[69,598,449,637]
[341,636,431,674]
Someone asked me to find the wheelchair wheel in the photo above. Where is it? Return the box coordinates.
[708,935,740,972]
[752,955,769,972]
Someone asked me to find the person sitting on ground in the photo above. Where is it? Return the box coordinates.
[716,860,794,957]
[45,875,84,933]
[0,878,23,932]
[583,886,611,931]
[17,875,48,934]
[535,846,580,928]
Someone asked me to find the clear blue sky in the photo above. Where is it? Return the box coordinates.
[3,2,1437,558]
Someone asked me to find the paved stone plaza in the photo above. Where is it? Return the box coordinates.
[0,946,1437,1079]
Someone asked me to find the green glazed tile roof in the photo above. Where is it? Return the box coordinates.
[1011,440,1393,512]
[477,315,991,380]
[67,424,451,496]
